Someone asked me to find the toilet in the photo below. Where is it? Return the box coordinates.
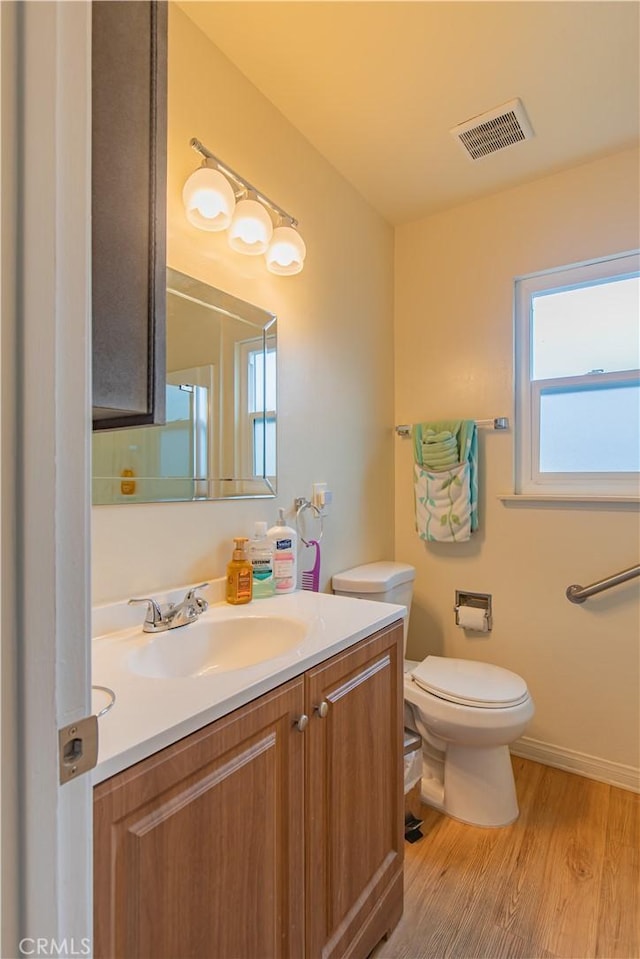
[332,561,534,827]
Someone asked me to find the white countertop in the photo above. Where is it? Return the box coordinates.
[92,588,405,784]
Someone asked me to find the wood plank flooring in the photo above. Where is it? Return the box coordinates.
[374,757,639,959]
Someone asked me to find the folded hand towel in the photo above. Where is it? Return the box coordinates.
[422,448,459,469]
[423,429,455,444]
[420,429,459,470]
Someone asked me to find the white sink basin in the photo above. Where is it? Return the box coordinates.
[127,614,307,679]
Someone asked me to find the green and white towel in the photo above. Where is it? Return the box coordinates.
[412,420,478,543]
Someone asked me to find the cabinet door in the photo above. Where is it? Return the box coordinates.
[305,623,404,959]
[94,679,305,959]
[92,0,167,429]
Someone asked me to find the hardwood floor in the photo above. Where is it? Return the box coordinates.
[374,757,639,959]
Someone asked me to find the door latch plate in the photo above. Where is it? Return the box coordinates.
[58,715,99,784]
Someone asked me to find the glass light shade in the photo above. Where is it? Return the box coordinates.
[228,199,273,255]
[182,166,236,231]
[265,226,306,276]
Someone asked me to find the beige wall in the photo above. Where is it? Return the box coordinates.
[92,5,395,603]
[395,147,640,771]
[91,4,638,777]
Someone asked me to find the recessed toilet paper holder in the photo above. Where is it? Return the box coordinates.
[455,590,493,631]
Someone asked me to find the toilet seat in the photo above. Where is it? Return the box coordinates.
[411,656,529,709]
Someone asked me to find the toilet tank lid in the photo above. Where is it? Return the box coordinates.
[332,561,415,593]
[411,656,529,708]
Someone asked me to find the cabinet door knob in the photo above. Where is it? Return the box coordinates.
[294,714,309,732]
[315,701,329,719]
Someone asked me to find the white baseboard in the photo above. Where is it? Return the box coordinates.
[511,736,640,793]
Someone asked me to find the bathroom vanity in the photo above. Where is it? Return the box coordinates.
[92,592,405,959]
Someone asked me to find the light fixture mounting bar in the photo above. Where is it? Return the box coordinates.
[190,137,298,228]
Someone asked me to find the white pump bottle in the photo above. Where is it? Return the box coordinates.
[267,508,298,593]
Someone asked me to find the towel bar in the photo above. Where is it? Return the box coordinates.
[395,417,509,436]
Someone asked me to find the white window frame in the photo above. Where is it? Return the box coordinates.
[236,336,276,482]
[514,250,640,498]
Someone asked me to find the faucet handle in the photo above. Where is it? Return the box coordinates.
[128,597,164,627]
[184,582,209,599]
[183,582,209,613]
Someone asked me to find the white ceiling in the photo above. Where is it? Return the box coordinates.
[178,1,640,225]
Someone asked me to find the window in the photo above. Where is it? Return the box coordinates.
[237,336,277,480]
[247,343,276,477]
[515,251,640,497]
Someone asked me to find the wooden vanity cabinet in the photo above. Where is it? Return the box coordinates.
[93,621,404,959]
[94,678,305,959]
[305,623,404,958]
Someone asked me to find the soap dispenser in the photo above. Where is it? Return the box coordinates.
[226,537,253,605]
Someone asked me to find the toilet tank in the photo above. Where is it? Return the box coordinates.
[332,561,415,654]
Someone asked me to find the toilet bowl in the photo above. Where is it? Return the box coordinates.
[332,562,535,827]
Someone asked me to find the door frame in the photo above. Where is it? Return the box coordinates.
[1,2,92,955]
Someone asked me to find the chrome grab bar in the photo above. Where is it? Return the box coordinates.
[566,564,640,604]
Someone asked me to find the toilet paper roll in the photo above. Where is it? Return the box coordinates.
[457,605,488,632]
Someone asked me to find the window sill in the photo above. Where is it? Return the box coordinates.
[499,493,640,508]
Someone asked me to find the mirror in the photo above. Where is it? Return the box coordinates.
[93,269,277,503]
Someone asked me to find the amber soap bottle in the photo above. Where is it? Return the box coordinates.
[120,467,136,495]
[226,537,253,605]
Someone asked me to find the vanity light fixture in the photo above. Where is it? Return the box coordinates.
[185,138,306,275]
[182,162,236,231]
[228,194,273,255]
[266,222,307,276]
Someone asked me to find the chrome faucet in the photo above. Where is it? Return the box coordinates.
[129,583,209,633]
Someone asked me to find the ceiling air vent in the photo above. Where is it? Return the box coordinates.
[450,98,534,160]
